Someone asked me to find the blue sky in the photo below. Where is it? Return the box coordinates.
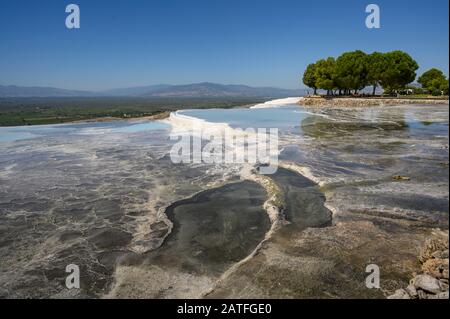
[0,0,448,90]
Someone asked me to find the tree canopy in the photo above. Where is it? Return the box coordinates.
[365,52,389,95]
[302,50,420,96]
[380,51,418,93]
[314,58,336,95]
[335,50,368,94]
[418,68,449,95]
[302,63,318,95]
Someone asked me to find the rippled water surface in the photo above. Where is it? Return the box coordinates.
[0,103,448,298]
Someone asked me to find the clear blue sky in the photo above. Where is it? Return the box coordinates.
[0,0,448,90]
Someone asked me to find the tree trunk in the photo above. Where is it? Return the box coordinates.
[313,88,317,95]
[372,83,377,96]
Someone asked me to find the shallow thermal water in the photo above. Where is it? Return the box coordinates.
[140,181,271,277]
[0,100,448,298]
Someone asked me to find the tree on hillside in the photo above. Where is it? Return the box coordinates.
[418,68,449,95]
[303,63,318,95]
[380,51,418,93]
[314,58,336,96]
[335,50,368,95]
[366,52,388,96]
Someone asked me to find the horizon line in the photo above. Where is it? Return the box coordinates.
[0,82,306,92]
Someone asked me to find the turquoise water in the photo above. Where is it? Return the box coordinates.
[181,106,449,140]
[180,107,319,131]
[0,107,314,142]
[0,120,170,142]
[0,130,38,142]
[110,121,169,133]
[2,105,447,143]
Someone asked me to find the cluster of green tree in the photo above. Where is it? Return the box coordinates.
[302,50,448,96]
[418,68,449,96]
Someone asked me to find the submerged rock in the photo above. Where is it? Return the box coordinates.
[413,274,447,294]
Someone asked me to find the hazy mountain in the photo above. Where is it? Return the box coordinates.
[0,85,96,98]
[142,82,304,98]
[100,84,172,96]
[0,83,305,98]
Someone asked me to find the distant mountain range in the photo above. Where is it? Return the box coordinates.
[0,85,95,98]
[0,83,306,98]
[101,84,173,97]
